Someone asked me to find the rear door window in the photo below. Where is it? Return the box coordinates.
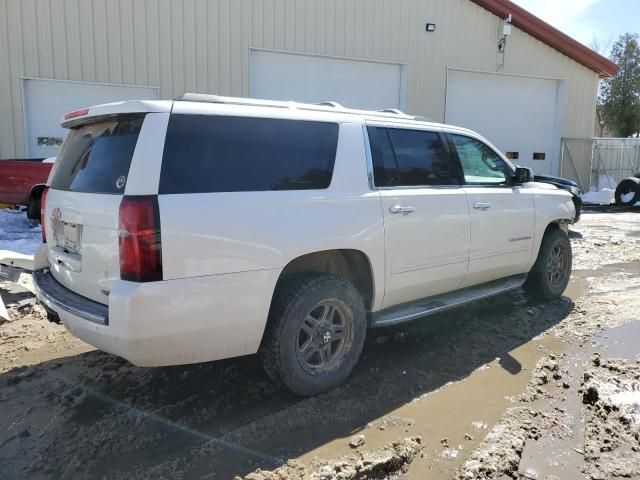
[50,116,144,194]
[367,127,400,187]
[159,115,339,194]
[367,126,455,187]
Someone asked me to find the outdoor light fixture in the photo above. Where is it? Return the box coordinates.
[425,23,436,32]
[497,13,512,71]
[503,14,512,37]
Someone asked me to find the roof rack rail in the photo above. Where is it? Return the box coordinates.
[175,93,421,122]
[176,93,293,109]
[378,108,406,115]
[315,101,344,109]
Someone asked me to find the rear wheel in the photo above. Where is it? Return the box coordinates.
[259,273,366,396]
[524,228,572,300]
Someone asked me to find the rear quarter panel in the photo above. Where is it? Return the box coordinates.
[159,121,386,309]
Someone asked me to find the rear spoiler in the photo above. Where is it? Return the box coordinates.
[60,100,172,128]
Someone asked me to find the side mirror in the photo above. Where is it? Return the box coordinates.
[514,166,533,184]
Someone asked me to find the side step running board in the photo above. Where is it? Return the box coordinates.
[370,274,527,328]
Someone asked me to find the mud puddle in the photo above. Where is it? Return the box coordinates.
[206,291,575,479]
[498,321,640,480]
[573,261,640,278]
[594,322,640,362]
[518,347,593,479]
[564,276,588,301]
[566,261,640,301]
[289,321,567,479]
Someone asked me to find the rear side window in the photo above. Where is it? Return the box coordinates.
[367,126,454,187]
[50,116,144,194]
[159,115,339,194]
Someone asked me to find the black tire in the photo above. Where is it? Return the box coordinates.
[259,273,367,396]
[614,177,640,206]
[26,194,41,220]
[524,228,572,301]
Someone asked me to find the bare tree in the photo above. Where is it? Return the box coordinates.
[590,35,613,56]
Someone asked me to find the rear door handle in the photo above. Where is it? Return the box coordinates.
[473,202,491,210]
[389,205,416,215]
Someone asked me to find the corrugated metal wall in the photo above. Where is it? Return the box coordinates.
[0,0,600,159]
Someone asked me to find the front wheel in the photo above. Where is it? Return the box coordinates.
[259,273,367,396]
[524,227,572,300]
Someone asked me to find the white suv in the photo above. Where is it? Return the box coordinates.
[33,94,574,395]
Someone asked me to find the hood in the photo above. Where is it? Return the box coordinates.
[534,174,580,191]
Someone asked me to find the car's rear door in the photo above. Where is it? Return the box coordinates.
[446,133,535,287]
[43,113,159,304]
[366,125,470,309]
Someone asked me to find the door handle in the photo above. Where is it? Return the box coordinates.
[389,205,416,215]
[473,202,491,210]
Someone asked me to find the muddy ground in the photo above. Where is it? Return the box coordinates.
[0,210,639,479]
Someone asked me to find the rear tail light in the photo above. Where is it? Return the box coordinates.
[40,187,49,243]
[118,196,163,282]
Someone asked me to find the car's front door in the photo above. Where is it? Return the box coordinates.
[446,133,535,287]
[367,125,470,309]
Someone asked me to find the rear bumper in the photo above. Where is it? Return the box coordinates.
[33,269,108,325]
[32,267,281,367]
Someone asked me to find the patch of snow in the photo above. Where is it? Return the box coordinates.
[441,448,460,459]
[581,188,615,205]
[0,209,42,256]
[471,421,488,430]
[621,191,635,203]
[610,390,640,424]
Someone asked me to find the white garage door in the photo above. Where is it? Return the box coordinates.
[250,50,405,111]
[22,78,158,158]
[445,69,564,176]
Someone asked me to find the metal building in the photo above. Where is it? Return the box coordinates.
[0,0,617,182]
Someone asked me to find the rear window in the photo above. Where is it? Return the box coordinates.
[50,115,144,194]
[159,115,339,194]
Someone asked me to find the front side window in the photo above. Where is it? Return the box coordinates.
[367,126,454,187]
[159,115,339,194]
[448,134,509,185]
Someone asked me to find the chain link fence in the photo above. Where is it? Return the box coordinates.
[560,138,640,192]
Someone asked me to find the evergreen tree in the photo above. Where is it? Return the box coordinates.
[600,33,640,137]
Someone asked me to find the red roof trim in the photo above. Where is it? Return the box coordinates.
[470,0,618,77]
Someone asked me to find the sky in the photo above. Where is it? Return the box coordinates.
[511,0,640,55]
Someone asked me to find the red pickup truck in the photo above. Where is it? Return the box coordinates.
[0,158,54,219]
